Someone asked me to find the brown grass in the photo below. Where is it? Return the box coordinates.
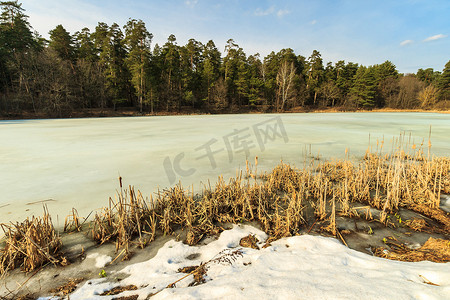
[373,237,450,263]
[0,207,67,275]
[64,208,82,233]
[100,285,138,296]
[239,234,260,249]
[49,278,84,296]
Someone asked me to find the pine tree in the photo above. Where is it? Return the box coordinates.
[350,66,377,108]
[373,60,398,107]
[0,0,37,92]
[202,40,221,105]
[247,54,264,106]
[100,23,130,108]
[74,27,97,62]
[124,18,152,112]
[180,38,203,107]
[161,34,181,110]
[416,68,440,86]
[437,60,450,101]
[0,0,35,53]
[306,50,324,105]
[49,25,75,63]
[222,39,247,108]
[146,43,163,112]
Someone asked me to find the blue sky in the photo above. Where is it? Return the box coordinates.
[20,0,449,73]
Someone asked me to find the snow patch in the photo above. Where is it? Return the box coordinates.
[86,253,112,268]
[65,224,450,299]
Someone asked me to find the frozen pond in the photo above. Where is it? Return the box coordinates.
[0,112,449,225]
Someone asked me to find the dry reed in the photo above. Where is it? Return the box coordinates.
[0,207,66,275]
[86,142,449,262]
[373,237,450,263]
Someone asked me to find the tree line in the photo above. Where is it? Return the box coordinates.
[1,1,449,117]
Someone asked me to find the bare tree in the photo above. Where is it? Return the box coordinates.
[378,77,399,107]
[276,61,296,111]
[395,76,424,109]
[212,77,228,111]
[318,81,340,107]
[419,84,439,108]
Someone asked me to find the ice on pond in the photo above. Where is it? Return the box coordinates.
[0,112,449,225]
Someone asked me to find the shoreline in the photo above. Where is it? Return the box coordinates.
[1,107,449,121]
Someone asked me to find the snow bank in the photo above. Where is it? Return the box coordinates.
[64,225,449,300]
[86,253,113,268]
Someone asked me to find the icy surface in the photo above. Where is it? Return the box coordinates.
[63,225,450,300]
[1,112,449,224]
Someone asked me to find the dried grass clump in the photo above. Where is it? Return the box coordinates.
[64,208,82,233]
[324,146,450,229]
[404,218,427,231]
[0,209,66,275]
[239,234,259,249]
[89,186,154,254]
[49,278,84,296]
[100,285,138,296]
[373,237,450,263]
[90,172,309,255]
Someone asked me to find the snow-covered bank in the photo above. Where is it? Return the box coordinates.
[51,225,450,300]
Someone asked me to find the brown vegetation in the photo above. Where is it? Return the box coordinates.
[239,234,260,249]
[0,207,67,276]
[373,237,450,263]
[49,278,84,296]
[100,285,138,296]
[87,140,449,263]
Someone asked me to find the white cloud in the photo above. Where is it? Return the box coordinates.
[255,6,290,18]
[400,39,413,46]
[310,20,317,25]
[276,9,290,18]
[254,6,275,16]
[423,34,447,42]
[185,0,198,7]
